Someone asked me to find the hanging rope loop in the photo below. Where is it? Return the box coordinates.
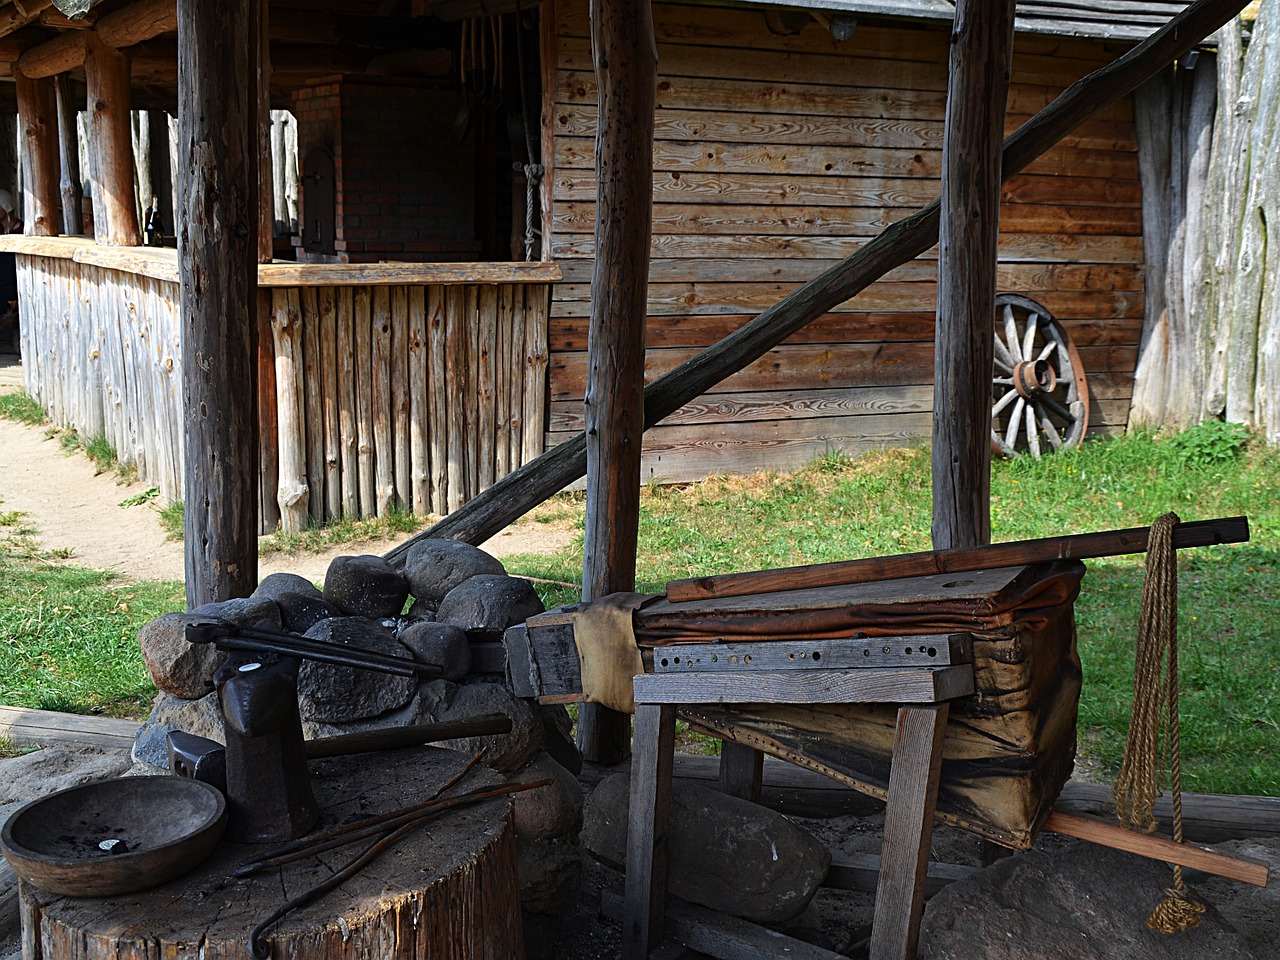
[1113,511,1206,933]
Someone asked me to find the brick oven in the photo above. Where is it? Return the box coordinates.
[291,77,482,263]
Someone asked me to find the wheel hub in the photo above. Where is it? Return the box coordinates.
[1012,358,1057,399]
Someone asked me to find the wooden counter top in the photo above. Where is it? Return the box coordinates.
[0,235,562,286]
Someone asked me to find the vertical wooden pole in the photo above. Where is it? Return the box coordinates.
[54,76,83,236]
[14,71,59,237]
[623,703,676,960]
[256,3,279,532]
[179,0,260,606]
[930,0,1016,551]
[147,110,174,237]
[84,34,141,246]
[578,0,657,764]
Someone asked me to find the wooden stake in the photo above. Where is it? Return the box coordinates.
[931,0,1015,551]
[53,76,82,237]
[178,0,260,606]
[14,71,59,237]
[84,34,141,246]
[578,0,658,765]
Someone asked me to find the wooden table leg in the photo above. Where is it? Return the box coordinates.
[869,703,949,960]
[718,741,763,802]
[625,703,677,960]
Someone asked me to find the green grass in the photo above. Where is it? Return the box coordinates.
[0,512,180,718]
[0,390,46,426]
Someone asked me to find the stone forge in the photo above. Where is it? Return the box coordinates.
[132,539,582,915]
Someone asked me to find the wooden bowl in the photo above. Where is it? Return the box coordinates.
[0,776,227,897]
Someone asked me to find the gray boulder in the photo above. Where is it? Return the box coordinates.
[918,840,1257,959]
[323,555,409,619]
[436,575,545,639]
[512,752,584,840]
[0,746,134,804]
[132,690,225,768]
[191,596,282,629]
[137,612,227,699]
[275,592,341,633]
[297,617,417,723]
[431,679,544,772]
[398,621,470,681]
[582,773,829,924]
[401,538,505,608]
[252,572,323,603]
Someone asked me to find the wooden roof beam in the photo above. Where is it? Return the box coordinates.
[0,0,53,40]
[15,0,176,79]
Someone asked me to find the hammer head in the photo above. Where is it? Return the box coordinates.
[167,730,227,792]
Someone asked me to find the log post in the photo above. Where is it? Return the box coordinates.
[146,110,174,239]
[256,0,279,532]
[54,76,83,236]
[14,70,60,237]
[577,0,657,765]
[179,0,261,606]
[84,33,141,246]
[930,0,1016,551]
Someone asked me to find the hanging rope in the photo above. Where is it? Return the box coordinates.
[1113,511,1206,933]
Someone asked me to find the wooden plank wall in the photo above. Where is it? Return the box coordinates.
[18,256,185,502]
[17,254,551,530]
[269,281,551,529]
[543,1,1143,481]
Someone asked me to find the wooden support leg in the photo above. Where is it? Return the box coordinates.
[869,703,949,960]
[718,741,763,803]
[624,703,676,960]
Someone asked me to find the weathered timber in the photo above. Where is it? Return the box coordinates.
[0,705,139,751]
[371,286,395,516]
[353,285,376,516]
[579,0,658,765]
[444,285,466,511]
[318,286,342,521]
[54,76,82,237]
[477,283,497,492]
[932,0,1014,552]
[869,703,948,960]
[650,633,973,671]
[14,71,58,237]
[426,286,448,514]
[391,285,411,510]
[825,853,976,897]
[623,703,675,960]
[632,666,974,705]
[718,741,763,802]
[391,0,1249,555]
[15,32,88,79]
[271,288,309,533]
[256,0,273,265]
[255,261,561,286]
[1044,811,1270,886]
[336,287,359,519]
[0,0,51,40]
[96,0,178,49]
[301,287,325,522]
[18,749,524,960]
[179,0,259,606]
[85,34,141,247]
[665,515,1248,602]
[257,288,279,533]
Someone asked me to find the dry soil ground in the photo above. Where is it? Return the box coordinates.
[0,352,574,584]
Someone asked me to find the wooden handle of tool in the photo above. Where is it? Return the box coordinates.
[303,714,514,759]
[665,516,1249,603]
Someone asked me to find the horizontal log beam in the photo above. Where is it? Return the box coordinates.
[665,516,1249,602]
[96,0,178,49]
[0,0,52,40]
[385,0,1252,559]
[16,31,88,79]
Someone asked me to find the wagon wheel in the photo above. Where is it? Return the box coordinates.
[991,294,1089,459]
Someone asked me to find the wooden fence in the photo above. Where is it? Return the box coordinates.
[10,239,557,532]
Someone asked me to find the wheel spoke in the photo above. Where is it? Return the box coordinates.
[993,333,1016,369]
[1005,397,1025,449]
[992,376,1014,386]
[1040,393,1074,422]
[1021,312,1040,362]
[1035,401,1063,451]
[993,356,1014,376]
[1037,341,1058,362]
[1003,304,1023,361]
[992,388,1018,416]
[1024,402,1041,459]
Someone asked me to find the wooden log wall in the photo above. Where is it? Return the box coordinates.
[543,0,1145,481]
[17,255,183,502]
[14,246,552,532]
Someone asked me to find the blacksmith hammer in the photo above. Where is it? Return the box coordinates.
[168,714,515,793]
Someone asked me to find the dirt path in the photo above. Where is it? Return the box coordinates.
[0,357,574,584]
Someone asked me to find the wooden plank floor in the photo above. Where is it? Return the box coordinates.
[0,706,140,751]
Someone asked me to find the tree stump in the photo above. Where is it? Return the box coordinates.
[17,747,524,959]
